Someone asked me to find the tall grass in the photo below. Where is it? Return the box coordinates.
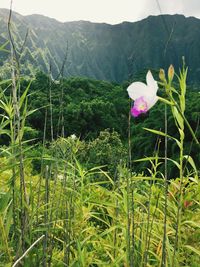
[0,133,200,266]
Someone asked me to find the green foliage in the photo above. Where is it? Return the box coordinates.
[130,89,200,177]
[3,71,197,179]
[79,129,127,175]
[0,146,200,266]
[30,130,126,176]
[26,73,128,140]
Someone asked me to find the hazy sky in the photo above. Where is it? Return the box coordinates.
[0,0,200,24]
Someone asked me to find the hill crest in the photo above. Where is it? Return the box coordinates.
[0,9,200,83]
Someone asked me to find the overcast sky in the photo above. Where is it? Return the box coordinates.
[0,0,200,24]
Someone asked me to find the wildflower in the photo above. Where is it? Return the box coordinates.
[70,134,76,139]
[127,70,158,117]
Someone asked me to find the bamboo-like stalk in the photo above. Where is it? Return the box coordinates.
[56,45,68,138]
[63,163,70,265]
[43,165,50,267]
[172,131,184,267]
[64,200,70,265]
[0,216,12,261]
[48,65,54,142]
[61,82,65,137]
[35,109,47,265]
[127,103,132,266]
[161,103,168,267]
[8,2,28,255]
[48,151,60,265]
[113,160,121,259]
[146,191,160,254]
[130,182,135,266]
[172,67,186,267]
[8,2,17,248]
[64,149,76,265]
[44,68,54,266]
[36,107,48,236]
[143,182,152,267]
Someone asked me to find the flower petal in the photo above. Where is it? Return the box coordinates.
[146,95,158,109]
[131,106,140,117]
[146,70,158,95]
[127,82,148,100]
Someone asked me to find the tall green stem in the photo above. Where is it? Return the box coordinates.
[172,67,186,267]
[161,103,168,267]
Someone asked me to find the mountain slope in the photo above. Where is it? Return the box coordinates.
[0,9,200,83]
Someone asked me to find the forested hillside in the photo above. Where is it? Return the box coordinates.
[1,9,200,83]
[1,71,199,175]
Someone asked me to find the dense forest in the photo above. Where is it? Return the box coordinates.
[2,71,199,176]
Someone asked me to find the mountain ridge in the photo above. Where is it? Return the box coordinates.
[0,9,200,83]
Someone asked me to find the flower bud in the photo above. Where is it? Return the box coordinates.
[168,64,174,82]
[159,68,166,82]
[184,200,193,209]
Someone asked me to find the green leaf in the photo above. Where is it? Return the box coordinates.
[19,80,32,109]
[0,40,10,53]
[183,155,198,179]
[184,245,200,257]
[172,106,184,129]
[158,96,174,106]
[143,128,181,148]
[182,220,200,228]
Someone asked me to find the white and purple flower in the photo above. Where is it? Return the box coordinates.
[127,70,158,117]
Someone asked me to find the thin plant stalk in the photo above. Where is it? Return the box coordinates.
[131,181,135,266]
[43,165,50,267]
[127,103,132,266]
[8,3,28,255]
[161,103,168,267]
[143,182,152,267]
[171,66,186,266]
[48,66,54,142]
[36,108,48,226]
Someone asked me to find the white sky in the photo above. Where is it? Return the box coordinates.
[0,0,200,24]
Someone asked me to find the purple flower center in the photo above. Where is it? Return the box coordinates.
[131,96,148,117]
